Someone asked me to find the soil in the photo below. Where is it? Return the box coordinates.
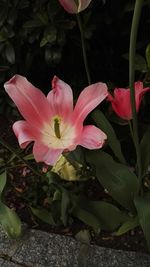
[0,115,149,255]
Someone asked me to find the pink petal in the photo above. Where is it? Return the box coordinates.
[135,81,150,112]
[58,0,78,13]
[58,0,92,13]
[47,76,73,120]
[78,0,92,12]
[13,120,39,148]
[33,142,63,166]
[108,82,150,120]
[4,75,51,128]
[73,82,108,124]
[79,125,107,149]
[111,88,132,120]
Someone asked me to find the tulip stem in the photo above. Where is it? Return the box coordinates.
[76,14,91,85]
[129,0,143,182]
[128,121,134,142]
[0,137,42,177]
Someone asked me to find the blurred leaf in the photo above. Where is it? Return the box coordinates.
[0,171,6,197]
[114,216,139,236]
[68,146,85,165]
[86,150,139,211]
[23,20,43,28]
[61,190,70,226]
[0,6,8,27]
[75,195,128,231]
[0,65,9,71]
[124,2,135,12]
[0,203,22,238]
[86,200,128,231]
[40,25,57,47]
[140,126,150,177]
[37,11,48,25]
[75,229,91,244]
[72,206,101,233]
[18,0,29,9]
[60,19,76,30]
[5,43,15,64]
[0,27,8,42]
[31,207,56,225]
[7,8,17,25]
[123,53,147,73]
[53,189,61,201]
[45,47,61,65]
[134,194,150,250]
[91,109,126,164]
[24,153,34,160]
[146,44,150,70]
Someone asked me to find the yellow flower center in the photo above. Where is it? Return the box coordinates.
[41,115,76,149]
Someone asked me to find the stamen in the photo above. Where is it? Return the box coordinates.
[54,118,61,139]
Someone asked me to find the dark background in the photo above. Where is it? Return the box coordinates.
[0,0,150,94]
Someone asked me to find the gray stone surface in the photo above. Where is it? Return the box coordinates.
[0,227,150,267]
[0,259,4,266]
[1,261,22,267]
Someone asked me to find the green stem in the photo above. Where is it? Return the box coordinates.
[128,120,134,142]
[129,0,143,182]
[76,14,91,85]
[0,137,42,177]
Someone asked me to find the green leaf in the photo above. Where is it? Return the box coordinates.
[68,146,85,165]
[23,20,43,28]
[0,171,7,197]
[0,6,8,27]
[134,195,150,250]
[114,216,139,236]
[86,150,139,211]
[134,54,147,72]
[5,43,15,64]
[61,190,70,226]
[75,229,91,244]
[45,47,61,65]
[75,196,127,231]
[0,27,8,42]
[40,26,57,47]
[23,154,34,160]
[91,109,126,164]
[31,207,55,225]
[37,11,48,25]
[72,207,101,233]
[0,203,22,238]
[18,0,29,9]
[140,126,150,177]
[123,53,147,72]
[146,44,150,70]
[86,201,128,231]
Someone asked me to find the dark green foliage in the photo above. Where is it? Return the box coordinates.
[0,0,74,84]
[0,0,150,89]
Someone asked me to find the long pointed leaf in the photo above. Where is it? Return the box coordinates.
[134,195,150,250]
[86,150,139,211]
[91,109,126,164]
[31,207,56,225]
[140,126,150,177]
[114,216,139,236]
[75,196,128,231]
[0,203,22,238]
[72,207,101,233]
[61,190,70,226]
[0,171,7,197]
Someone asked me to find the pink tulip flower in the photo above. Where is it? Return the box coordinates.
[58,0,92,14]
[107,81,150,121]
[4,75,108,166]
